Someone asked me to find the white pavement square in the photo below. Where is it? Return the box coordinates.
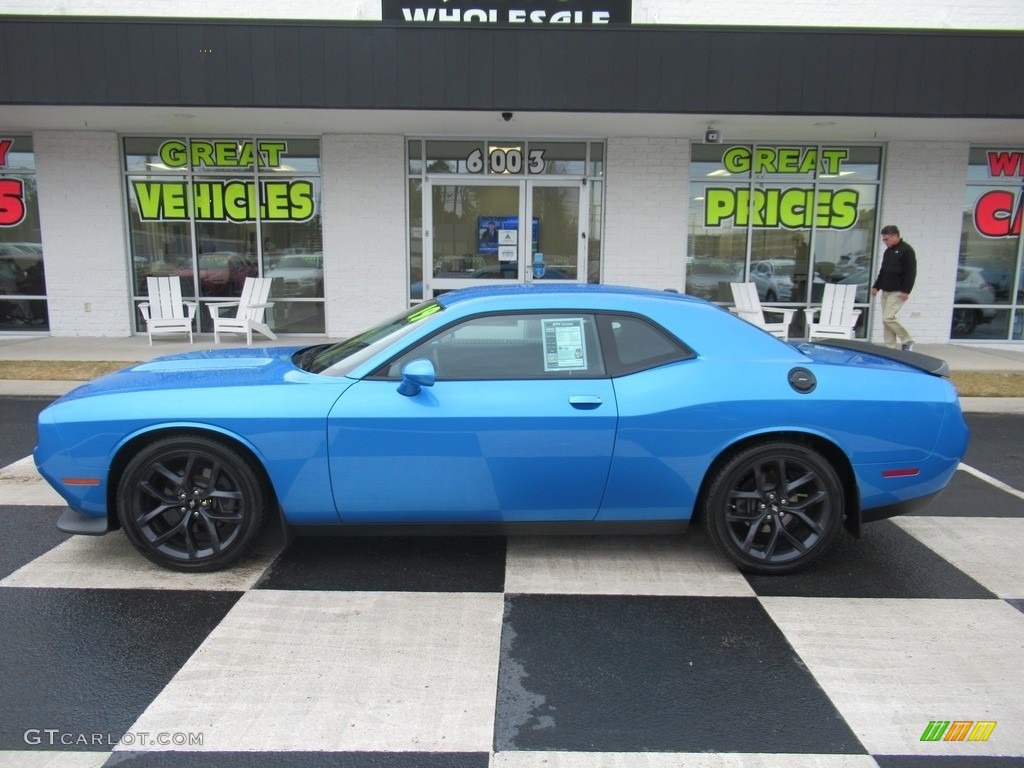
[124,590,505,753]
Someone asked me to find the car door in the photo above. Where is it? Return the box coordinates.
[326,312,618,523]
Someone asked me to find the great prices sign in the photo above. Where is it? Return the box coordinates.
[131,139,316,223]
[703,146,860,231]
[974,151,1024,238]
[0,139,26,227]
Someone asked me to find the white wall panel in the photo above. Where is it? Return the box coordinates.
[876,141,969,345]
[33,131,132,337]
[321,134,408,338]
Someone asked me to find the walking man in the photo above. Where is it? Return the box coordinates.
[871,225,917,350]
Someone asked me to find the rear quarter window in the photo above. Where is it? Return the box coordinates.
[598,314,694,376]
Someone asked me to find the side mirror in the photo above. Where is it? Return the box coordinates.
[397,358,436,397]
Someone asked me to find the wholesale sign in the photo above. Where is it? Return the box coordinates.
[382,0,631,25]
[0,138,26,227]
[132,140,316,223]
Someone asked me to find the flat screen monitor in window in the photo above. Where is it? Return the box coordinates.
[477,216,540,254]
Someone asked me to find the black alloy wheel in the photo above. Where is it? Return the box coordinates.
[702,442,844,574]
[117,436,267,572]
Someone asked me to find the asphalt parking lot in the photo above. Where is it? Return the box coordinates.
[1,396,1022,767]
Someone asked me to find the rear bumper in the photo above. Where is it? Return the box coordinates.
[860,489,943,524]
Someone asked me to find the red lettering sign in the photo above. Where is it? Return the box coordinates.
[0,178,27,227]
[974,189,1023,237]
[987,151,1024,178]
[0,139,12,167]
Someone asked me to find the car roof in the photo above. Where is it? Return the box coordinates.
[435,282,702,307]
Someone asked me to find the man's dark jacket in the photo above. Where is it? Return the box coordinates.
[873,240,917,294]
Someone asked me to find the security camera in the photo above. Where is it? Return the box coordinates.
[704,128,721,144]
[501,112,513,122]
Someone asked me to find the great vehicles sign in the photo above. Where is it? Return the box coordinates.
[131,140,316,223]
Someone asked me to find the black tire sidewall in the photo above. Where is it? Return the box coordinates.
[116,435,266,572]
[702,441,844,575]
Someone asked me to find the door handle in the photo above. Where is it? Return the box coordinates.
[569,395,603,409]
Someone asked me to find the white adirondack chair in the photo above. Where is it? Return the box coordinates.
[729,282,795,339]
[138,276,198,345]
[805,283,861,341]
[208,277,277,346]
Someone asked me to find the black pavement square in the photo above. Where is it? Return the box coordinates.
[105,751,490,767]
[256,535,506,592]
[925,470,1024,517]
[0,588,241,751]
[0,505,68,579]
[746,519,997,599]
[875,757,1024,767]
[494,594,865,754]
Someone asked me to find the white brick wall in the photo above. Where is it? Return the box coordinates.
[632,0,1024,29]
[876,141,969,344]
[603,138,690,292]
[321,134,408,338]
[34,131,133,337]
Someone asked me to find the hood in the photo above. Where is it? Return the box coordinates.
[56,346,311,402]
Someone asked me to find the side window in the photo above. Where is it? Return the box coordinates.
[598,314,694,376]
[380,313,605,380]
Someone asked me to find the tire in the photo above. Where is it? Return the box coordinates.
[702,442,844,574]
[116,435,267,572]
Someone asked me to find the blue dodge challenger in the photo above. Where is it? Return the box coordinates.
[35,284,969,574]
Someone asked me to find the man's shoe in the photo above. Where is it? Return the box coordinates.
[901,342,915,351]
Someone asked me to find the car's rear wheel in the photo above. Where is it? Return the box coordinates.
[702,442,844,574]
[116,435,267,572]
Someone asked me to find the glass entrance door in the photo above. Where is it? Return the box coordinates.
[422,178,585,298]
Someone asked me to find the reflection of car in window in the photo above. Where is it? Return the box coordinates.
[950,265,997,336]
[265,254,324,297]
[177,252,258,296]
[751,259,799,302]
[684,260,744,300]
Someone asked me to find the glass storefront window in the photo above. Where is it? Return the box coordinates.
[589,142,604,178]
[687,143,882,339]
[425,140,485,174]
[955,148,1024,341]
[523,142,587,176]
[1,135,47,331]
[124,137,323,335]
[408,138,604,301]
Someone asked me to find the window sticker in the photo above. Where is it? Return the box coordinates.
[542,318,587,372]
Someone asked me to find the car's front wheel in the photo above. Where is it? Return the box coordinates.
[702,442,844,574]
[116,436,267,572]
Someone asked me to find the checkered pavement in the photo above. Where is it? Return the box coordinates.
[1,413,1022,768]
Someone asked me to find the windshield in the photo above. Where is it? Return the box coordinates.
[299,301,444,376]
